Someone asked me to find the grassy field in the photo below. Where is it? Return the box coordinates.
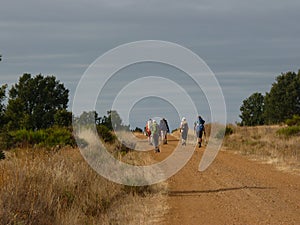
[223,125,300,173]
[1,125,299,224]
[0,141,167,224]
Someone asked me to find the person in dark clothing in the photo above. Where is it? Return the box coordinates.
[159,118,170,144]
[194,116,205,148]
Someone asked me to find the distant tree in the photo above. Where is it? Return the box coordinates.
[76,111,97,126]
[5,74,69,130]
[0,84,7,127]
[239,92,264,126]
[99,110,123,130]
[264,71,300,124]
[132,127,143,133]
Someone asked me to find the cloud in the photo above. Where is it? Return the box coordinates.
[1,0,300,124]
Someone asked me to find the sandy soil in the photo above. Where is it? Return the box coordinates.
[150,135,300,225]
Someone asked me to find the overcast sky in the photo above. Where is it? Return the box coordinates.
[1,0,300,128]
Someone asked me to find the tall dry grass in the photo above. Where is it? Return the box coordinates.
[224,125,300,172]
[0,145,168,224]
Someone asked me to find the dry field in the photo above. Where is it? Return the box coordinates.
[0,133,168,225]
[1,125,300,225]
[223,125,300,173]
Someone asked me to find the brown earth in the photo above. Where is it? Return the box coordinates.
[150,134,300,225]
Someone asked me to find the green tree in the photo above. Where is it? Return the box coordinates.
[239,92,264,126]
[0,84,7,127]
[54,109,73,127]
[5,74,69,130]
[99,110,126,130]
[76,111,97,126]
[264,71,300,124]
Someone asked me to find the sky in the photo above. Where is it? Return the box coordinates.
[1,0,300,130]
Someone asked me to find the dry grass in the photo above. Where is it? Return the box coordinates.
[223,125,300,173]
[0,140,168,224]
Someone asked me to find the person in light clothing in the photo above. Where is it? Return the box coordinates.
[151,120,160,153]
[180,117,189,146]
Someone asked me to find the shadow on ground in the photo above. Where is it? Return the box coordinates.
[168,186,276,196]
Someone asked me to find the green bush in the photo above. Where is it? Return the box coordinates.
[96,125,116,143]
[44,127,75,147]
[286,115,300,126]
[0,131,14,149]
[225,126,234,136]
[9,127,76,149]
[277,126,300,137]
[0,150,5,160]
[215,126,234,139]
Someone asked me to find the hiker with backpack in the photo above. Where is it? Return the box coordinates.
[150,120,160,153]
[159,118,170,144]
[179,117,189,146]
[194,116,205,148]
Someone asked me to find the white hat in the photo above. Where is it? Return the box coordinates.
[182,117,186,121]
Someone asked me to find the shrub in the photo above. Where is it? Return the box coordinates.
[0,150,5,160]
[8,127,76,149]
[44,127,76,147]
[285,115,300,126]
[132,127,143,133]
[171,128,178,133]
[0,130,14,149]
[215,126,234,139]
[225,126,234,136]
[96,125,116,143]
[277,126,300,137]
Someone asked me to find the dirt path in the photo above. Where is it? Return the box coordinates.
[151,135,300,225]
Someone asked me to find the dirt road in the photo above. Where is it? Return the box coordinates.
[151,135,300,225]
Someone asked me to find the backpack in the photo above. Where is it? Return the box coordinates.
[151,123,159,135]
[195,122,204,132]
[146,122,150,133]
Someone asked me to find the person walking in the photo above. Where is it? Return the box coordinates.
[145,118,152,145]
[159,118,169,144]
[194,116,205,148]
[180,117,189,146]
[151,120,160,153]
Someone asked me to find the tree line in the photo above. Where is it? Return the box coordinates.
[239,70,300,126]
[2,70,298,150]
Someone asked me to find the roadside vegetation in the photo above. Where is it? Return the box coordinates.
[0,68,299,223]
[239,70,300,126]
[223,124,300,173]
[0,74,167,224]
[0,146,167,224]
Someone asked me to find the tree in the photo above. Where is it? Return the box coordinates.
[240,92,264,126]
[264,71,300,124]
[99,110,129,131]
[76,111,97,126]
[54,109,73,127]
[0,84,7,127]
[5,74,69,130]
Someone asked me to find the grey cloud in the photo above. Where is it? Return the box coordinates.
[1,0,300,125]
